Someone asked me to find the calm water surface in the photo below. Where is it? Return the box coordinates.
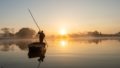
[0,38,120,68]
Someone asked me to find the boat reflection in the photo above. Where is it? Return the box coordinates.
[28,42,46,63]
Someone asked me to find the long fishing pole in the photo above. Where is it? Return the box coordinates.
[28,8,48,47]
[28,8,41,31]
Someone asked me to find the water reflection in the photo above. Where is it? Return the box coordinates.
[0,38,120,51]
[0,39,33,51]
[59,40,68,47]
[0,38,120,68]
[28,42,47,68]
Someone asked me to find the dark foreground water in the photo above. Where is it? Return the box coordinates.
[0,38,120,68]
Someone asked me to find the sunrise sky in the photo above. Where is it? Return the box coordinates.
[0,0,120,35]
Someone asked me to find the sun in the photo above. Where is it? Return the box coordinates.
[60,29,67,35]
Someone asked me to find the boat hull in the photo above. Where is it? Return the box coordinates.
[28,42,46,58]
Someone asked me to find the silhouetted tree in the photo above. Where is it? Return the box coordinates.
[16,28,36,38]
[117,32,120,35]
[87,30,101,37]
[116,32,120,36]
[1,28,14,37]
[1,28,10,33]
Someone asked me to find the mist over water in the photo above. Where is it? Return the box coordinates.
[0,38,120,68]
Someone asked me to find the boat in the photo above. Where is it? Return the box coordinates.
[28,42,46,59]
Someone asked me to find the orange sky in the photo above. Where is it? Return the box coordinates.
[0,0,120,35]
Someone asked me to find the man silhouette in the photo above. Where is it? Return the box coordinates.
[38,31,45,43]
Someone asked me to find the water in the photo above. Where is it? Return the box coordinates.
[0,38,120,68]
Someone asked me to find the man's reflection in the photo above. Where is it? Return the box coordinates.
[28,42,46,62]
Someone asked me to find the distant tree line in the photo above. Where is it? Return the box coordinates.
[69,30,120,38]
[0,27,36,39]
[0,28,120,39]
[0,28,14,37]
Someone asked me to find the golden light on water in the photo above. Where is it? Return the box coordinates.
[59,29,67,36]
[59,39,68,47]
[60,40,66,46]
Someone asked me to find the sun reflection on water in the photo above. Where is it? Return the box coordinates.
[60,40,68,47]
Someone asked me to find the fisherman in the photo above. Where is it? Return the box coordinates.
[38,30,45,43]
